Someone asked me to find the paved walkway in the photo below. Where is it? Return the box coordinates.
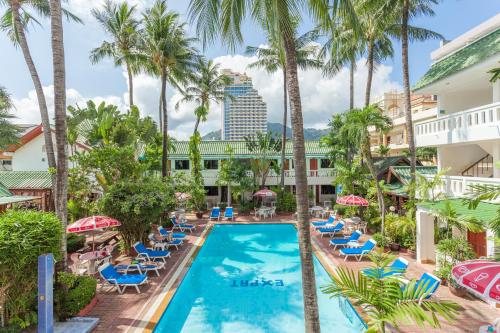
[86,213,499,332]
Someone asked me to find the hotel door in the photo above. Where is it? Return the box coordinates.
[467,231,487,257]
[309,159,318,176]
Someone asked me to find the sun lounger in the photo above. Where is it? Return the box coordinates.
[172,216,195,233]
[210,207,221,221]
[148,233,183,250]
[329,230,362,251]
[318,221,345,237]
[99,263,148,294]
[312,216,335,228]
[133,242,170,263]
[158,226,185,240]
[224,207,234,221]
[362,257,409,278]
[115,261,165,277]
[339,239,377,261]
[404,272,441,301]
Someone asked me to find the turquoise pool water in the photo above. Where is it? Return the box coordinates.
[153,224,365,333]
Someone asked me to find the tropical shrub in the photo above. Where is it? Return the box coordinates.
[276,189,296,212]
[67,233,86,253]
[333,204,346,216]
[0,210,62,328]
[100,176,175,252]
[372,232,389,248]
[237,199,255,214]
[435,238,476,285]
[55,272,97,320]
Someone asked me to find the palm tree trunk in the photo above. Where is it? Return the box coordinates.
[193,116,201,136]
[50,0,68,269]
[349,59,355,110]
[161,69,168,178]
[158,93,163,130]
[361,136,385,234]
[402,0,416,201]
[283,31,321,333]
[126,62,134,107]
[10,1,57,191]
[280,69,288,190]
[227,184,232,207]
[364,41,374,107]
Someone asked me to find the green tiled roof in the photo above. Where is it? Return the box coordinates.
[373,156,412,175]
[385,183,407,196]
[0,195,39,205]
[419,199,499,224]
[0,171,52,189]
[391,166,437,185]
[0,182,12,197]
[414,29,500,91]
[170,140,329,158]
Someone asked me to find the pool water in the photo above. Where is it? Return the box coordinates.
[153,224,365,333]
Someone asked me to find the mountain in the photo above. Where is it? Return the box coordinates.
[202,122,329,140]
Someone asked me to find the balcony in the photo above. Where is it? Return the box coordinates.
[423,174,500,199]
[414,102,500,147]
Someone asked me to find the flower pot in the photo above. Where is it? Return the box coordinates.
[390,243,400,252]
[399,247,408,254]
[195,212,204,219]
[450,284,468,297]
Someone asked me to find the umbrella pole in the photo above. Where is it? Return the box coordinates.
[92,230,95,252]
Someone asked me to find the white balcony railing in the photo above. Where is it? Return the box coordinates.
[424,174,500,199]
[414,102,500,147]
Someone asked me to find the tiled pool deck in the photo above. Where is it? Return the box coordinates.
[87,214,499,333]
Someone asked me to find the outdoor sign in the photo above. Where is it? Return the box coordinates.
[38,254,54,333]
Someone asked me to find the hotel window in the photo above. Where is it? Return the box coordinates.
[205,186,219,196]
[320,159,332,168]
[204,160,218,170]
[321,185,335,195]
[175,160,190,170]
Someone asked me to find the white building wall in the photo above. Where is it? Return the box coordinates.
[438,89,492,115]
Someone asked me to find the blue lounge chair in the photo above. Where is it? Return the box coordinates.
[115,261,165,277]
[318,221,345,238]
[329,230,362,251]
[133,242,170,263]
[405,272,441,301]
[99,263,148,294]
[224,207,234,221]
[210,207,221,221]
[158,226,185,240]
[148,233,183,250]
[172,216,195,233]
[312,216,335,228]
[362,257,409,278]
[339,239,377,261]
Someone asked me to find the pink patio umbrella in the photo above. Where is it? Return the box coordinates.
[336,194,369,207]
[175,192,192,201]
[451,259,500,303]
[67,215,121,250]
[253,189,277,198]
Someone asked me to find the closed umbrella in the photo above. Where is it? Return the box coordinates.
[451,259,500,303]
[67,215,121,251]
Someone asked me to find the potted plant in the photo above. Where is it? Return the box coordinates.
[372,233,390,252]
[189,185,206,219]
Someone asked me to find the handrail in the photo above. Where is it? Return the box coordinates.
[415,101,500,127]
[461,154,493,177]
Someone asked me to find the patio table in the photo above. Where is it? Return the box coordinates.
[309,206,324,217]
[257,207,271,220]
[80,250,109,274]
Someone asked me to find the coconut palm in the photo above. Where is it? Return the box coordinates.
[140,0,197,177]
[90,0,140,107]
[323,251,459,332]
[175,58,231,135]
[430,200,484,239]
[467,182,500,237]
[244,131,282,189]
[49,0,70,268]
[343,105,392,233]
[246,28,322,190]
[0,86,20,149]
[333,158,369,195]
[0,0,79,174]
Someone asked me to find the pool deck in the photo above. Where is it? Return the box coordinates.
[87,213,499,333]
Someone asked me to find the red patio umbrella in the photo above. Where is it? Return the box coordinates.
[336,194,369,207]
[253,189,277,198]
[67,215,121,250]
[451,259,500,303]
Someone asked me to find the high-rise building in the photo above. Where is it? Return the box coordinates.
[221,69,267,140]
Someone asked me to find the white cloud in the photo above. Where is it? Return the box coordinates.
[11,54,401,140]
[67,0,151,22]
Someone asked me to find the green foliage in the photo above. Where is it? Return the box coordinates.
[333,204,346,216]
[435,238,476,286]
[66,233,86,253]
[322,251,459,332]
[189,132,203,184]
[237,200,255,214]
[372,232,389,248]
[55,272,97,320]
[385,212,416,247]
[0,210,62,327]
[275,188,296,213]
[430,200,485,238]
[244,131,281,188]
[100,176,175,251]
[0,87,21,149]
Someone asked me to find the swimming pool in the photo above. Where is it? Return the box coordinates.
[153,224,365,333]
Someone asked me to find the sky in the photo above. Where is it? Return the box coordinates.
[1,0,499,140]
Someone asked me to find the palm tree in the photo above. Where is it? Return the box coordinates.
[430,200,484,239]
[188,2,358,331]
[140,0,197,177]
[246,29,322,190]
[344,105,392,233]
[175,58,230,135]
[376,144,390,157]
[333,158,369,195]
[90,0,140,107]
[323,251,459,332]
[49,0,69,268]
[0,0,78,175]
[244,131,281,189]
[467,182,500,238]
[0,86,20,149]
